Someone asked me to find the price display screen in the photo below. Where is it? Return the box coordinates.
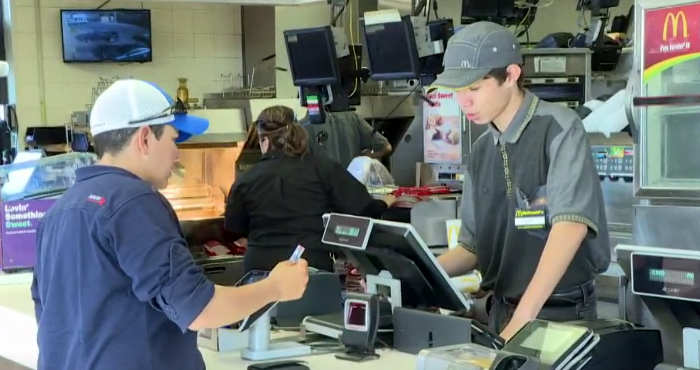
[648,268,695,286]
[322,213,373,250]
[631,253,700,301]
[335,225,361,237]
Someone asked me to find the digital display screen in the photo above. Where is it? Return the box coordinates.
[648,268,695,286]
[285,27,339,86]
[519,327,581,364]
[631,253,700,301]
[335,225,361,237]
[347,302,367,327]
[608,146,625,158]
[61,9,152,63]
[322,213,372,250]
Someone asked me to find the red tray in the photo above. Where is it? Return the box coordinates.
[393,186,452,197]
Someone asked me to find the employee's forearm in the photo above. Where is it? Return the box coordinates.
[360,199,387,218]
[515,222,587,319]
[190,280,279,330]
[369,144,392,158]
[438,245,478,277]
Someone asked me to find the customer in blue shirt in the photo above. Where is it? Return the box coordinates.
[30,79,309,370]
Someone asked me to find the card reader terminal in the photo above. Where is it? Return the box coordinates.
[336,292,381,362]
[502,320,598,370]
[416,320,599,370]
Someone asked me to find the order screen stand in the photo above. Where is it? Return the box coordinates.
[241,310,312,361]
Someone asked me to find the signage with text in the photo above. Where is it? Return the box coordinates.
[0,199,55,270]
[643,4,700,82]
[422,87,463,164]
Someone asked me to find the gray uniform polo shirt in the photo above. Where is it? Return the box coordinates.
[303,111,390,169]
[459,90,611,299]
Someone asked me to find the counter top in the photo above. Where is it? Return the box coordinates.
[0,274,415,370]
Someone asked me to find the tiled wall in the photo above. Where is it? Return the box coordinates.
[7,0,244,131]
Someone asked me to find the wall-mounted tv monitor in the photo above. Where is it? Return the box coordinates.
[60,9,152,63]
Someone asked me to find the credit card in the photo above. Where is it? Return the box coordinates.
[290,245,305,262]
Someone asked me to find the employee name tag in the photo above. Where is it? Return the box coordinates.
[514,208,546,229]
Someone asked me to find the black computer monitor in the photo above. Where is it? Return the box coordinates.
[299,44,363,113]
[321,213,470,311]
[419,19,455,84]
[284,26,341,86]
[362,16,421,81]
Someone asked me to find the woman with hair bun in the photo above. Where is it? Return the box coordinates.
[224,105,396,273]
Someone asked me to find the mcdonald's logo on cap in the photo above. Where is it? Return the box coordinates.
[663,11,689,41]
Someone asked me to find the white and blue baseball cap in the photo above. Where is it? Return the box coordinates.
[89,79,209,143]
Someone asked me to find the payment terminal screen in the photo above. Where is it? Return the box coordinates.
[238,270,269,286]
[518,326,584,365]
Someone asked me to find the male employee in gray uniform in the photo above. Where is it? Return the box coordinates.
[434,22,610,341]
[31,79,309,370]
[303,111,392,168]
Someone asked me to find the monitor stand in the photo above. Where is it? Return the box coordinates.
[241,310,312,361]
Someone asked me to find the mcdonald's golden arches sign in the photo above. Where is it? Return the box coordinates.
[643,4,700,82]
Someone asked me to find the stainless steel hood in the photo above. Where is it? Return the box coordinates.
[377,0,415,15]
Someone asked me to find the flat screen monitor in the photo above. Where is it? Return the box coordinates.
[284,26,341,86]
[322,214,470,311]
[363,16,421,81]
[60,9,152,63]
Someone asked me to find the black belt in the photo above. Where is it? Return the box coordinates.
[503,280,595,307]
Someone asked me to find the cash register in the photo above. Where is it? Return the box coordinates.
[301,213,504,351]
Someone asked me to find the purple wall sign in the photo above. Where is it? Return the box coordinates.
[0,199,55,271]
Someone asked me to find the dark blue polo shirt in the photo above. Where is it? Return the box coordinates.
[30,166,215,370]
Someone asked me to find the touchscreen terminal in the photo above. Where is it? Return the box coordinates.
[236,270,269,286]
[232,270,275,332]
[503,320,591,366]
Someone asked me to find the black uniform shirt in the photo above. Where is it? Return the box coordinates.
[303,111,390,168]
[224,149,378,256]
[459,90,611,299]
